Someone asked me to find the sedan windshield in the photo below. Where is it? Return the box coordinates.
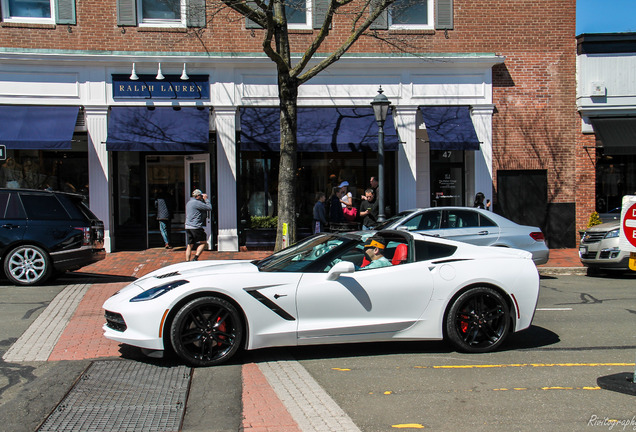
[255,234,353,272]
[375,211,414,230]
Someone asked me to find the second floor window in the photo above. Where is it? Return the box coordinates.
[139,0,184,25]
[2,0,54,22]
[390,0,433,29]
[285,0,311,29]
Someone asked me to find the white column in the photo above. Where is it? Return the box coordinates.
[470,105,495,203]
[84,106,112,252]
[393,106,419,211]
[214,107,239,251]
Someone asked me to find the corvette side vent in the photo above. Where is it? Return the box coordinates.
[156,271,180,279]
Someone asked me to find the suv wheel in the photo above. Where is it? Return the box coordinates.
[4,245,52,286]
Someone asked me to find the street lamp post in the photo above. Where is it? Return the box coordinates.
[371,86,390,223]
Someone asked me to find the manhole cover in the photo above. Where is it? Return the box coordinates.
[39,360,191,432]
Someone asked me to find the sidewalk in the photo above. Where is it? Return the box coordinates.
[79,246,583,279]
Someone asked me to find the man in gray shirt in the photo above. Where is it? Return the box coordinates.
[185,189,212,261]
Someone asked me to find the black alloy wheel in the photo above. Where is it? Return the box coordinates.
[4,245,52,286]
[170,296,243,367]
[445,287,511,353]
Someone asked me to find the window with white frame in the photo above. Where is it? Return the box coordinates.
[138,0,185,26]
[1,0,54,22]
[389,0,433,29]
[285,0,311,29]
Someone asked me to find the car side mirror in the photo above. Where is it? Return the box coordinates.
[327,261,355,281]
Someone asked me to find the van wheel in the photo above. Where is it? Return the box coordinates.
[4,245,52,286]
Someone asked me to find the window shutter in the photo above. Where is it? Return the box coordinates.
[313,0,329,29]
[55,0,76,25]
[117,0,137,26]
[369,0,388,30]
[435,0,453,30]
[187,0,206,27]
[245,0,262,29]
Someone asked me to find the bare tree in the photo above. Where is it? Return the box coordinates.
[206,0,398,250]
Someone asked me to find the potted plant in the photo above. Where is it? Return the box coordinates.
[245,216,278,248]
[579,211,602,238]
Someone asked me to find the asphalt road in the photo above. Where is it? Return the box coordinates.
[0,272,635,432]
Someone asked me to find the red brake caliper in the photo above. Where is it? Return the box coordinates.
[216,317,227,346]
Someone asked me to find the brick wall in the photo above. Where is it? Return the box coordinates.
[1,0,588,244]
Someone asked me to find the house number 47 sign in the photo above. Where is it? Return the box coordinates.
[619,195,636,271]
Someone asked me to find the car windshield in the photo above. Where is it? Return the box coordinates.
[375,211,413,230]
[255,233,357,272]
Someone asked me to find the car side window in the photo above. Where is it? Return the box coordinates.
[446,210,479,228]
[418,211,441,230]
[1,192,25,219]
[20,194,70,220]
[479,214,497,227]
[0,192,9,219]
[402,214,422,231]
[414,240,457,261]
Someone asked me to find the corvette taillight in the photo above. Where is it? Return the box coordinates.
[530,232,545,242]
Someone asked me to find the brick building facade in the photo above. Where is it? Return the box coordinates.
[0,0,583,251]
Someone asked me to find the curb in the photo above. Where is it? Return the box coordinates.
[538,267,587,276]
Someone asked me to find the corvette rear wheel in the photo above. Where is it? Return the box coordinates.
[170,296,243,367]
[4,245,51,286]
[445,287,510,353]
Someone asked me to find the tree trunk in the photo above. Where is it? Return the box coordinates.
[274,72,299,251]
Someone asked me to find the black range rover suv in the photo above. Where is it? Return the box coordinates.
[0,189,105,285]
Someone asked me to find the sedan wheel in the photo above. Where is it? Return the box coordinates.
[445,287,510,353]
[4,245,51,286]
[170,296,243,367]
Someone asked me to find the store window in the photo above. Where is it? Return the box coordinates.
[239,150,396,246]
[0,134,89,197]
[596,151,636,216]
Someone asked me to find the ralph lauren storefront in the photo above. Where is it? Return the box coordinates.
[0,52,500,252]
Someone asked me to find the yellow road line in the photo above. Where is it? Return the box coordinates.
[422,362,634,369]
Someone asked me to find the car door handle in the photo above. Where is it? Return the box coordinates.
[478,230,489,235]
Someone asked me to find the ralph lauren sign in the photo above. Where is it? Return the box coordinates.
[112,74,210,99]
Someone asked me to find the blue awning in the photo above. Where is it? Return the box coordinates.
[106,106,210,151]
[0,105,79,149]
[419,106,480,151]
[239,107,400,152]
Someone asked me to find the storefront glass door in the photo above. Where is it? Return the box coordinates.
[430,150,465,207]
[146,155,186,248]
[185,154,212,250]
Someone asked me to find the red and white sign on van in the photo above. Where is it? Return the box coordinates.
[621,196,636,251]
[619,196,636,271]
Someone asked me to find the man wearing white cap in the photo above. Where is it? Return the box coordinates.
[185,189,212,261]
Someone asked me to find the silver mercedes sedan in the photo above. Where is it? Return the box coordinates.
[375,207,549,265]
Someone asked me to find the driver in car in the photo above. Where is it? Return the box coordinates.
[363,236,392,269]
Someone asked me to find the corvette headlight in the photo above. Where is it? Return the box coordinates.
[130,280,188,302]
[605,229,620,239]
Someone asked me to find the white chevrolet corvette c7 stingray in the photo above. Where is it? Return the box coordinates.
[103,230,540,367]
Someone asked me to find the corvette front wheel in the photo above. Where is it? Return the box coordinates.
[445,287,511,353]
[170,296,243,367]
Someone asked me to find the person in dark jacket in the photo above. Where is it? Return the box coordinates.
[312,192,327,233]
[360,188,378,229]
[155,188,175,249]
[328,187,345,224]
